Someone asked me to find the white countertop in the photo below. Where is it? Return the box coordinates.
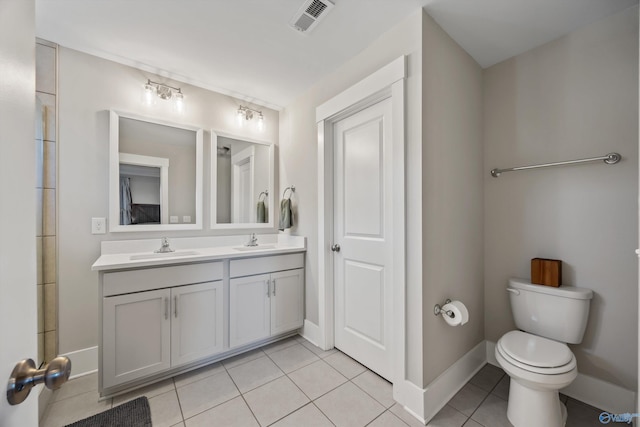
[92,235,306,271]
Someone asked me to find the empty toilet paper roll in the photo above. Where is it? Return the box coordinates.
[441,300,469,326]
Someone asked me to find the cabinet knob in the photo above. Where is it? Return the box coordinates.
[331,244,341,252]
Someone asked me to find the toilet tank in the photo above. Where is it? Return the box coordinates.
[508,278,593,344]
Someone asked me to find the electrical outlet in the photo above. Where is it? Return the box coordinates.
[170,216,179,224]
[91,217,106,234]
[182,216,191,223]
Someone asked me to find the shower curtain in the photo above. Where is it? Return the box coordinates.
[120,176,132,225]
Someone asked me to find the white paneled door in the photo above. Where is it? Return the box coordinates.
[1,0,37,424]
[333,97,393,381]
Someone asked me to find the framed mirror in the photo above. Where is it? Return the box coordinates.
[109,111,203,232]
[211,131,274,229]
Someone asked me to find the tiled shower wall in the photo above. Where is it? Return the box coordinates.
[36,39,57,366]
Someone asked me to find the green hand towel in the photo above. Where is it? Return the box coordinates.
[278,198,293,231]
[257,200,266,223]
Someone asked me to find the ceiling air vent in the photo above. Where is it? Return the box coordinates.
[289,0,335,34]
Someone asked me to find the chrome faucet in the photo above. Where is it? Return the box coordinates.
[155,237,174,253]
[245,233,258,247]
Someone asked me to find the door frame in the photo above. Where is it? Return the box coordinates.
[316,56,406,385]
[231,145,255,223]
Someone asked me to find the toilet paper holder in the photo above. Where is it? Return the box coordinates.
[434,299,455,319]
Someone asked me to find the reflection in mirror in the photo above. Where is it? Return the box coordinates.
[109,111,203,232]
[211,132,274,229]
[119,154,168,225]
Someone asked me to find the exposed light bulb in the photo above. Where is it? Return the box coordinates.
[257,113,265,132]
[174,91,184,113]
[237,108,245,126]
[143,82,155,106]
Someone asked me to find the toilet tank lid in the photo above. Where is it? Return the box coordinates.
[509,278,593,300]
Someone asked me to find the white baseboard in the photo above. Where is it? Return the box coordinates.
[422,341,486,422]
[393,380,428,425]
[301,320,323,349]
[38,384,53,422]
[60,346,98,379]
[562,373,636,415]
[486,340,635,415]
[394,341,487,424]
[486,340,498,366]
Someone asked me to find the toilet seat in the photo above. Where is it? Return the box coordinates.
[497,331,576,375]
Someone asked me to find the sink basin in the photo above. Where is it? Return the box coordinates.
[130,250,200,260]
[233,245,277,251]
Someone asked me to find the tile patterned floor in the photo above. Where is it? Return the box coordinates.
[40,336,607,427]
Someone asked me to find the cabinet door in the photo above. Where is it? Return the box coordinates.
[230,274,271,348]
[103,288,171,388]
[171,281,224,366]
[271,268,304,335]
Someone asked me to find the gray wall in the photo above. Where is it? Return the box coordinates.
[484,7,638,390]
[421,12,484,385]
[279,10,486,387]
[279,10,426,385]
[57,47,279,355]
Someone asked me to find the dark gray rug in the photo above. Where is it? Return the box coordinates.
[65,396,152,427]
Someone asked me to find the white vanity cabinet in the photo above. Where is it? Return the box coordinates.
[101,262,224,389]
[229,254,304,348]
[95,242,307,397]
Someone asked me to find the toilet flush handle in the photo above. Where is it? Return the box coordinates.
[506,288,520,296]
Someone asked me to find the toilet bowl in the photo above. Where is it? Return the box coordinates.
[495,331,577,427]
[496,279,593,427]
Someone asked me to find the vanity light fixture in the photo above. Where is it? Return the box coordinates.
[237,105,265,131]
[143,79,185,113]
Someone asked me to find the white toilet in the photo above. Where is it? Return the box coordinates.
[495,278,593,427]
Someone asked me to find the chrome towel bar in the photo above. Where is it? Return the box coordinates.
[490,152,621,178]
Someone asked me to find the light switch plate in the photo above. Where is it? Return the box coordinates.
[182,216,191,223]
[91,217,106,234]
[170,216,179,224]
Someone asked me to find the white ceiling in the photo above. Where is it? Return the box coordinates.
[36,0,638,109]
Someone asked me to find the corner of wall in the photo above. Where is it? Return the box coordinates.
[420,8,485,386]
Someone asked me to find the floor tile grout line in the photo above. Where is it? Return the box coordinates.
[350,370,396,409]
[262,342,322,374]
[232,367,286,394]
[365,409,410,427]
[289,372,348,402]
[175,364,243,423]
[467,370,507,426]
[281,353,352,402]
[262,400,313,427]
[172,377,187,424]
[179,387,244,423]
[282,352,341,377]
[221,348,267,371]
[174,364,229,391]
[241,360,314,426]
[239,388,265,426]
[309,398,339,427]
[222,358,264,427]
[262,337,301,356]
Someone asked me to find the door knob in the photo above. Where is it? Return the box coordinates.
[7,356,71,405]
[331,244,341,252]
